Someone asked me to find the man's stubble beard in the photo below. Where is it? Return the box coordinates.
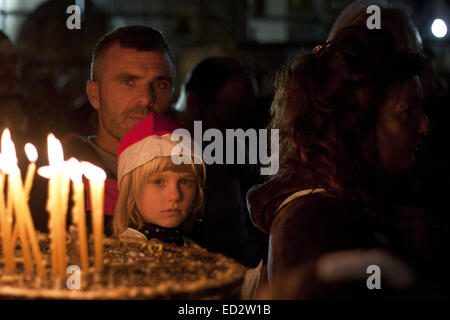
[98,91,152,142]
[98,93,127,142]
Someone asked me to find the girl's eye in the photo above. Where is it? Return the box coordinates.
[153,179,163,186]
[180,178,193,186]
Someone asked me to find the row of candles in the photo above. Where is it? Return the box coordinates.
[0,129,106,280]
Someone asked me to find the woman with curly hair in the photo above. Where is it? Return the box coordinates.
[246,26,438,297]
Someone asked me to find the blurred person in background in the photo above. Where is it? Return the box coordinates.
[247,26,444,299]
[176,57,267,268]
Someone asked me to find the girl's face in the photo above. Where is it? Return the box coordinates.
[376,76,430,174]
[139,170,197,228]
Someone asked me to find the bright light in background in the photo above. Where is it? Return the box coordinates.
[75,0,85,14]
[0,0,5,30]
[431,18,448,38]
[0,0,47,41]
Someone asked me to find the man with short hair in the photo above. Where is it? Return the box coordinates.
[32,26,176,235]
[86,25,175,155]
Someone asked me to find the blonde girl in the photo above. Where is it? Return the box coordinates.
[113,112,205,246]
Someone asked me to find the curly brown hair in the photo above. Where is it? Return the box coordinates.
[270,26,427,203]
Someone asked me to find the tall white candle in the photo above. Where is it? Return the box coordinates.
[67,158,89,275]
[39,134,71,279]
[80,161,106,272]
[0,154,15,274]
[1,130,44,277]
[24,143,38,197]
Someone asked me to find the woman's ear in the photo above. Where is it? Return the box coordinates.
[86,80,100,110]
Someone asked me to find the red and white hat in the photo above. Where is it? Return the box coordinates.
[117,112,197,188]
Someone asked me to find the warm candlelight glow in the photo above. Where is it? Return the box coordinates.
[0,131,32,275]
[37,166,56,179]
[1,129,12,154]
[1,129,19,175]
[0,130,44,277]
[41,133,71,279]
[0,150,15,274]
[47,133,64,169]
[25,143,38,163]
[66,158,82,184]
[80,161,107,181]
[1,130,106,284]
[24,143,38,198]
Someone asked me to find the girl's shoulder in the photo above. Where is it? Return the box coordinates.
[119,227,147,240]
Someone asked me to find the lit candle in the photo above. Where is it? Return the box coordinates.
[80,161,106,272]
[0,151,15,274]
[5,168,15,272]
[10,143,39,248]
[24,143,37,197]
[66,158,89,275]
[1,130,44,277]
[0,130,32,275]
[56,172,70,277]
[39,134,71,278]
[9,172,45,278]
[37,165,58,276]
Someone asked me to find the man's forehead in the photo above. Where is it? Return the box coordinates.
[100,44,174,77]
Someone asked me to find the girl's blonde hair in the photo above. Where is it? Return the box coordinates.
[113,156,206,236]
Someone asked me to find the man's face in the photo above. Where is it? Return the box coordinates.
[88,44,174,144]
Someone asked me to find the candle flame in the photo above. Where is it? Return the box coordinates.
[0,153,4,172]
[47,134,64,169]
[1,129,16,162]
[1,129,11,155]
[66,158,83,183]
[25,143,38,162]
[80,161,106,181]
[0,129,19,175]
[37,165,56,179]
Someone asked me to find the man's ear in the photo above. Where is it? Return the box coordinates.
[86,80,100,110]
